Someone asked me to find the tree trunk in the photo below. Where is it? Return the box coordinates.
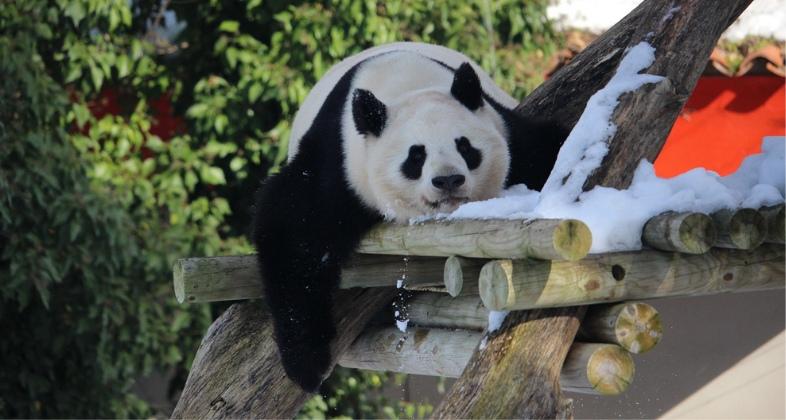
[433,0,751,417]
[171,288,395,419]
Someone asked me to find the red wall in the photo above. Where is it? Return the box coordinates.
[654,76,785,177]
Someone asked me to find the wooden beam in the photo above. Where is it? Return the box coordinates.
[443,256,484,297]
[407,295,663,354]
[478,245,784,311]
[171,288,396,418]
[339,327,635,396]
[172,254,444,304]
[577,302,662,354]
[358,218,591,261]
[642,211,716,254]
[711,208,767,250]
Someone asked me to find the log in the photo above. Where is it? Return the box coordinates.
[172,254,444,304]
[408,293,489,331]
[407,295,663,354]
[443,256,484,297]
[339,327,634,396]
[642,211,716,254]
[711,208,767,250]
[761,204,785,244]
[171,287,396,418]
[358,218,592,261]
[432,307,584,418]
[578,302,662,354]
[559,343,635,395]
[478,244,784,311]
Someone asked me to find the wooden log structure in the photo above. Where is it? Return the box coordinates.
[443,256,484,297]
[711,208,767,250]
[171,1,764,417]
[478,244,784,312]
[642,211,716,254]
[339,327,635,396]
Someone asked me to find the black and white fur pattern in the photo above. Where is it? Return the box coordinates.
[253,42,566,391]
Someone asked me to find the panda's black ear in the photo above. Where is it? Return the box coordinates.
[352,89,387,137]
[451,62,483,111]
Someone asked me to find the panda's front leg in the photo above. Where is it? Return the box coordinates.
[252,161,379,392]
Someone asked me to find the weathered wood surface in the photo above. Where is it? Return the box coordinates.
[359,218,592,261]
[642,211,715,254]
[171,288,395,419]
[560,343,635,395]
[173,254,443,303]
[443,255,484,297]
[479,245,785,311]
[578,302,662,354]
[340,327,634,396]
[407,295,663,354]
[432,307,585,418]
[711,208,767,250]
[761,204,785,244]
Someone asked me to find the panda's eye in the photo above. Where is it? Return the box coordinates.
[455,136,482,170]
[401,145,427,180]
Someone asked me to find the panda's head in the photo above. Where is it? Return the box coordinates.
[351,63,510,221]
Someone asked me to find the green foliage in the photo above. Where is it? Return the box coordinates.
[1,0,556,417]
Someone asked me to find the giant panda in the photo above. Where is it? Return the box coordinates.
[253,42,566,391]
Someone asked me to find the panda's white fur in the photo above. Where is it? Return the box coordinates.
[253,42,567,392]
[287,43,517,221]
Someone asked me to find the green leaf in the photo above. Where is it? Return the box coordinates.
[218,20,240,33]
[200,166,226,185]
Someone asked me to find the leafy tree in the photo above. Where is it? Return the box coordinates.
[0,0,557,417]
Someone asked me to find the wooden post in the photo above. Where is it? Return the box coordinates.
[407,293,489,331]
[172,254,444,304]
[443,256,484,297]
[478,245,784,311]
[642,211,716,254]
[359,218,591,261]
[339,327,635,396]
[711,208,767,249]
[578,302,662,354]
[171,288,395,418]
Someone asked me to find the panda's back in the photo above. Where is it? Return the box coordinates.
[288,42,517,160]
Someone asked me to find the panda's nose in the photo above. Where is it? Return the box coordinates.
[432,174,465,191]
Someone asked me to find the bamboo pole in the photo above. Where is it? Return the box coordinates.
[578,302,662,354]
[443,256,484,297]
[358,218,592,261]
[407,294,663,353]
[478,244,784,311]
[711,208,767,250]
[339,327,634,396]
[642,211,716,254]
[172,254,445,304]
[761,204,785,244]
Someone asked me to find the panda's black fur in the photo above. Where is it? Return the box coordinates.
[253,49,567,392]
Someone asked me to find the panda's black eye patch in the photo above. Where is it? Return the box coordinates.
[455,136,482,170]
[401,145,427,180]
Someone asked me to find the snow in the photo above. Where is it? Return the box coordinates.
[416,41,785,254]
[547,0,786,41]
[396,319,409,333]
[487,310,509,332]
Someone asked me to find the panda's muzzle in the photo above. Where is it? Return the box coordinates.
[432,174,465,192]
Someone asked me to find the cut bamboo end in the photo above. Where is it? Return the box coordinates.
[642,211,715,254]
[443,256,483,297]
[580,302,662,354]
[761,204,785,244]
[358,218,591,261]
[478,260,514,311]
[561,343,635,395]
[712,208,767,250]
